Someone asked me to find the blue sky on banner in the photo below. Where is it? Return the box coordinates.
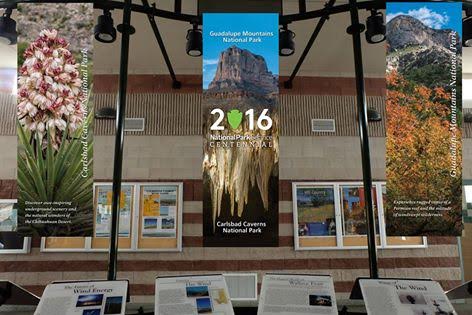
[202,13,279,89]
[386,2,462,34]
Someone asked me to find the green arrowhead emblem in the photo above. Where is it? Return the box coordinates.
[227,109,243,129]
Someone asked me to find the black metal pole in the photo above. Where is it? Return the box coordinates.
[174,0,181,13]
[298,0,306,13]
[142,0,181,89]
[107,0,134,281]
[284,0,336,89]
[347,0,379,279]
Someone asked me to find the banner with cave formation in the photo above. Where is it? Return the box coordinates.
[202,13,279,246]
[16,3,94,236]
[385,2,462,236]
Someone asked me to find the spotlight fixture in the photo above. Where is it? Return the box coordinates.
[365,9,386,44]
[463,9,472,47]
[0,8,17,45]
[186,24,202,57]
[464,112,472,123]
[367,107,382,122]
[95,107,116,120]
[94,9,117,43]
[279,25,295,56]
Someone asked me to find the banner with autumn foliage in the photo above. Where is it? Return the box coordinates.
[385,2,462,236]
[16,3,94,236]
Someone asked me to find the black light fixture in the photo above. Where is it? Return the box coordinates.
[463,9,472,47]
[94,9,117,43]
[95,107,117,120]
[365,9,385,44]
[464,112,472,123]
[367,107,382,122]
[279,25,295,56]
[0,8,17,45]
[186,24,202,57]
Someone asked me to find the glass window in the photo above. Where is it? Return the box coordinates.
[137,184,181,251]
[296,186,336,237]
[464,183,472,223]
[340,186,379,236]
[0,200,29,253]
[42,183,183,252]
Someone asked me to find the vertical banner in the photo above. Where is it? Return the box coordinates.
[16,4,94,236]
[202,13,279,246]
[386,2,462,236]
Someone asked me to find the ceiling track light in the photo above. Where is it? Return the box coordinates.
[463,9,472,47]
[95,107,117,120]
[279,25,295,56]
[0,8,17,45]
[367,107,382,122]
[94,9,117,43]
[365,9,385,44]
[186,24,202,57]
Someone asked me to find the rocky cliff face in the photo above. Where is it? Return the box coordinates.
[203,45,279,228]
[387,15,459,53]
[207,46,278,96]
[386,15,461,81]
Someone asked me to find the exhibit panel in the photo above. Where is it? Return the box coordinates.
[258,274,338,314]
[360,279,456,315]
[35,280,128,315]
[155,275,234,315]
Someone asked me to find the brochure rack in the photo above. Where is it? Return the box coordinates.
[0,281,39,307]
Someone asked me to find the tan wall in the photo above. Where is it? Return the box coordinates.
[2,136,472,181]
[0,134,466,302]
[1,79,468,300]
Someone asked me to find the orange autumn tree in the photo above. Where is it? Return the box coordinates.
[386,71,462,235]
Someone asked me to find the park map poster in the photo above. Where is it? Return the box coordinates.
[385,2,462,236]
[202,13,279,246]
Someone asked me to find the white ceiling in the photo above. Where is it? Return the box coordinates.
[93,0,386,76]
[1,0,386,77]
[6,0,472,78]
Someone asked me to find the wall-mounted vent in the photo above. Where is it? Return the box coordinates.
[312,119,335,133]
[223,273,258,301]
[124,118,145,132]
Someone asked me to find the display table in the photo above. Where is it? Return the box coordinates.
[2,299,472,315]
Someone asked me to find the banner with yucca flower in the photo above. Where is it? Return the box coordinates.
[16,3,94,236]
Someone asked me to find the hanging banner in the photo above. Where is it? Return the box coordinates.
[202,13,279,246]
[385,2,462,236]
[16,3,94,236]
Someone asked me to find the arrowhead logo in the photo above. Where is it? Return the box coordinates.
[227,109,243,129]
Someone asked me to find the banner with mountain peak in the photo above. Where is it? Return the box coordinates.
[16,3,94,236]
[202,13,279,246]
[385,2,462,236]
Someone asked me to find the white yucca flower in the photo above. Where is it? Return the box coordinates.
[17,29,85,150]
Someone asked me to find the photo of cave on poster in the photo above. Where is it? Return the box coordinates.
[202,13,279,246]
[16,3,94,236]
[385,2,462,236]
